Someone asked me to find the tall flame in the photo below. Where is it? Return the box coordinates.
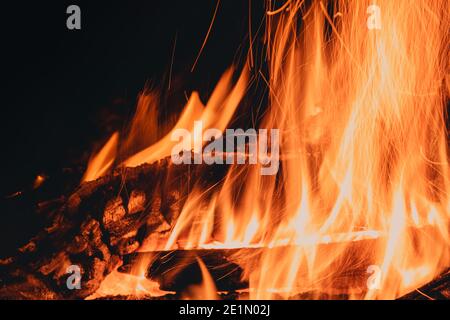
[89,0,449,299]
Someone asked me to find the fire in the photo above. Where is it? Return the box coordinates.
[87,255,172,299]
[181,257,218,300]
[87,0,449,299]
[82,132,118,182]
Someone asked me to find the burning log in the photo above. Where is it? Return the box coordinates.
[0,156,229,299]
[0,154,448,300]
[399,268,450,300]
[120,237,379,296]
[120,249,248,292]
[117,248,450,300]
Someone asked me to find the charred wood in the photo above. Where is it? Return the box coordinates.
[0,157,229,299]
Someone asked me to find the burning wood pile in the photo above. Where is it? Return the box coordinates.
[1,0,449,300]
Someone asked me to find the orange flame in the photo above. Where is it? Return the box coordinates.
[182,257,218,300]
[82,132,118,182]
[89,0,449,299]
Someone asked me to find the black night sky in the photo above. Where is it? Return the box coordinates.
[0,1,265,192]
[0,0,265,254]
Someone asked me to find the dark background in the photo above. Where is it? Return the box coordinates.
[0,0,267,193]
[0,0,266,255]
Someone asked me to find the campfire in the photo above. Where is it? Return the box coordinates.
[1,0,449,300]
